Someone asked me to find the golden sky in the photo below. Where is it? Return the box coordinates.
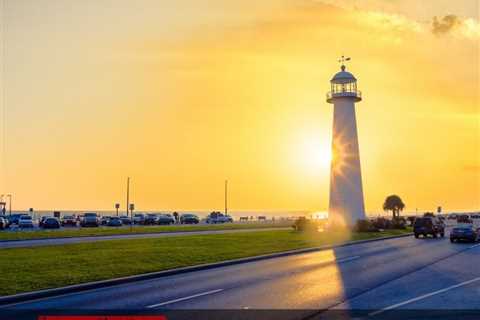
[1,0,479,213]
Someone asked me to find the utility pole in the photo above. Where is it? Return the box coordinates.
[224,180,228,216]
[0,194,5,215]
[7,194,11,215]
[126,177,130,217]
[129,203,135,231]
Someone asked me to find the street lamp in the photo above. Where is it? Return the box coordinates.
[129,203,135,231]
[224,180,228,216]
[126,177,130,217]
[6,194,11,215]
[0,194,13,215]
[0,194,5,215]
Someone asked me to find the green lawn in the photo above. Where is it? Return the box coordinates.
[1,228,411,296]
[0,222,293,241]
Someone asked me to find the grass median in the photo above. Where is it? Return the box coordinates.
[0,222,293,241]
[1,228,411,296]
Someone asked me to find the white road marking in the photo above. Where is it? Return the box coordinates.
[146,289,224,308]
[337,255,361,263]
[469,243,480,249]
[369,276,480,316]
[145,256,358,309]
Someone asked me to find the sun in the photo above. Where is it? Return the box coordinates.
[299,136,332,171]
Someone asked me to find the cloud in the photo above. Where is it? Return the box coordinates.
[432,15,480,39]
[432,15,463,35]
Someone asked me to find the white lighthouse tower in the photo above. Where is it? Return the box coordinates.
[327,56,366,227]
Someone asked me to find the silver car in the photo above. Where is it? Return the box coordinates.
[18,215,34,228]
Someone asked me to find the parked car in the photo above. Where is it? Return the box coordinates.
[180,214,200,224]
[80,212,99,227]
[450,224,480,243]
[18,215,34,228]
[100,216,111,226]
[157,214,175,225]
[406,216,416,226]
[0,216,7,230]
[0,215,10,228]
[144,213,159,225]
[205,212,233,224]
[42,217,60,229]
[61,215,77,227]
[8,213,23,225]
[471,214,480,226]
[119,215,131,225]
[457,214,473,224]
[413,217,445,238]
[107,217,123,227]
[447,214,458,221]
[39,216,52,227]
[133,213,145,225]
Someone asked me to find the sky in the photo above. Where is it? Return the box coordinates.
[0,0,479,213]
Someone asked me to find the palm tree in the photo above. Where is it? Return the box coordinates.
[172,212,179,224]
[383,195,405,219]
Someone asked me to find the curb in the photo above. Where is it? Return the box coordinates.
[0,232,413,306]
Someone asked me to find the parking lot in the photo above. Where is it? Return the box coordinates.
[0,211,274,231]
[0,211,294,242]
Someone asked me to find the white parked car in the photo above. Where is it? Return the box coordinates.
[18,215,34,228]
[133,213,145,225]
[470,214,480,226]
[206,212,233,224]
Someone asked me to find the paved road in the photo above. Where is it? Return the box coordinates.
[2,231,479,319]
[0,227,290,249]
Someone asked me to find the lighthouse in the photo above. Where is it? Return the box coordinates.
[327,56,366,227]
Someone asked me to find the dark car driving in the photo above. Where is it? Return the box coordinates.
[414,217,445,238]
[42,217,61,229]
[80,212,99,227]
[180,214,199,224]
[450,224,479,243]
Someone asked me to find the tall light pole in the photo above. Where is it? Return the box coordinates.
[6,194,11,215]
[224,180,228,216]
[0,194,5,215]
[129,203,135,231]
[126,177,130,217]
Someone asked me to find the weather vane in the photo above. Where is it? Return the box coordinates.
[338,55,351,71]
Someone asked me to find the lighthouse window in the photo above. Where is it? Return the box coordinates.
[332,82,357,94]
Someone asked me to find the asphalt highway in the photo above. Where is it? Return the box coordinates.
[2,230,479,319]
